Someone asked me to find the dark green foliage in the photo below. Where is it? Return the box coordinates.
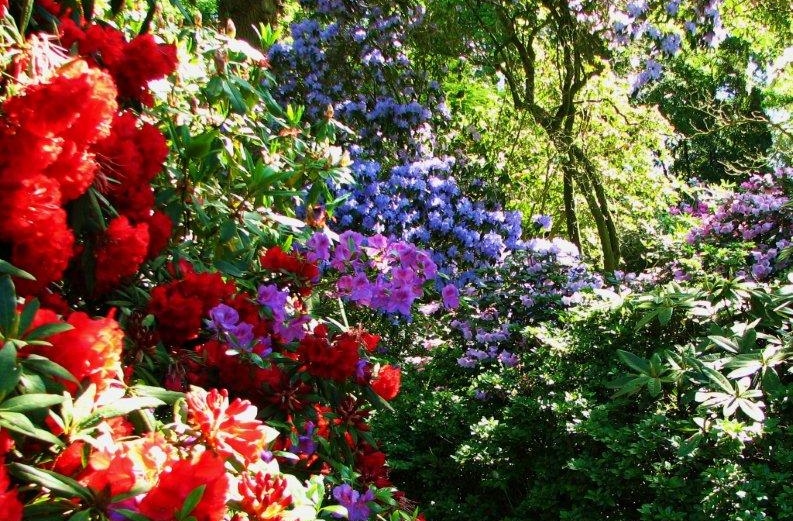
[376,275,793,521]
[642,36,774,183]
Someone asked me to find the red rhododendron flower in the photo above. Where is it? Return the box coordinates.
[0,61,116,201]
[93,112,167,221]
[238,471,292,521]
[0,430,21,521]
[145,211,173,259]
[139,451,229,521]
[28,311,125,392]
[11,218,75,296]
[112,33,178,106]
[148,266,236,345]
[79,451,137,499]
[0,175,64,243]
[260,246,319,295]
[42,141,98,202]
[297,331,359,382]
[370,364,401,401]
[186,387,269,464]
[94,216,150,293]
[1,60,116,147]
[58,21,177,106]
[356,448,391,488]
[0,463,23,521]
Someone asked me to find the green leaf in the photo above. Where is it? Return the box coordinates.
[7,463,93,501]
[24,322,74,341]
[737,399,765,422]
[646,377,662,397]
[0,411,63,446]
[222,79,248,115]
[0,260,35,280]
[69,509,93,521]
[16,0,35,32]
[114,509,153,521]
[167,0,193,24]
[0,275,16,334]
[0,393,64,412]
[657,307,673,325]
[634,309,660,330]
[677,433,702,457]
[0,342,20,398]
[130,385,184,404]
[77,397,164,430]
[708,335,739,353]
[178,484,206,521]
[611,376,648,398]
[616,350,650,374]
[23,500,75,519]
[702,367,734,394]
[18,298,40,335]
[320,505,348,517]
[21,354,79,384]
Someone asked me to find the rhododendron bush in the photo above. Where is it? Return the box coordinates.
[0,2,426,520]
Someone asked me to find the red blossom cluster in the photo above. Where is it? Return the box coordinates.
[0,61,116,294]
[0,12,176,298]
[237,471,292,521]
[186,387,272,464]
[297,326,360,382]
[148,262,237,345]
[54,5,178,106]
[20,306,125,392]
[260,246,320,296]
[139,451,229,521]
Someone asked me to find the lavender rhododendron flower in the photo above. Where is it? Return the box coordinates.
[442,284,460,309]
[332,484,375,521]
[257,284,289,322]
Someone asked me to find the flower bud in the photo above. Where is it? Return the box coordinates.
[214,48,228,75]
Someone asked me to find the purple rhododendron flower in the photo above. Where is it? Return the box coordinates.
[532,214,552,232]
[332,484,375,521]
[228,322,255,349]
[306,231,331,262]
[208,303,239,331]
[441,284,459,309]
[257,284,289,322]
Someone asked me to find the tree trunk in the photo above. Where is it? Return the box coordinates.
[562,167,581,250]
[218,0,283,45]
[569,162,617,271]
[570,144,620,266]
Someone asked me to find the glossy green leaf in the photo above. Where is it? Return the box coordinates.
[8,463,93,501]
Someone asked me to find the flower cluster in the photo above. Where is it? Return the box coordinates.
[0,7,176,299]
[609,0,726,92]
[57,7,178,106]
[145,245,411,514]
[0,61,115,294]
[269,2,524,282]
[451,237,602,370]
[306,231,439,316]
[0,4,427,520]
[686,167,793,279]
[331,158,524,282]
